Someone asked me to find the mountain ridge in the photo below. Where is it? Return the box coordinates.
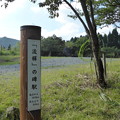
[0,37,19,48]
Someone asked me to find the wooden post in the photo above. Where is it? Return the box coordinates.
[20,25,41,120]
[102,52,107,78]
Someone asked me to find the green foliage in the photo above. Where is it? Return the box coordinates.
[78,39,90,57]
[58,28,120,57]
[0,42,20,56]
[101,47,120,58]
[41,35,65,56]
[95,0,120,27]
[7,44,11,51]
[99,28,120,57]
[64,36,91,57]
[0,55,20,65]
[64,41,77,56]
[37,0,120,28]
[39,0,62,18]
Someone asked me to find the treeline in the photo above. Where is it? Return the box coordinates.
[41,34,91,57]
[0,28,119,57]
[41,29,120,57]
[0,43,20,55]
[41,35,65,56]
[99,28,120,57]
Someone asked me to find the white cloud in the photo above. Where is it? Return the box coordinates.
[30,5,48,14]
[117,28,120,34]
[55,12,68,24]
[43,3,84,40]
[54,2,81,24]
[97,25,116,35]
[0,0,27,19]
[42,22,82,40]
[0,25,20,40]
[29,0,84,40]
[30,7,42,13]
[54,22,80,35]
[76,32,86,37]
[0,0,85,40]
[71,1,82,10]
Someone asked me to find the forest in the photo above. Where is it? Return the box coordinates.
[42,28,120,57]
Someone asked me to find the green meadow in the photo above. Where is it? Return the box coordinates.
[0,55,59,65]
[0,58,120,120]
[0,56,20,65]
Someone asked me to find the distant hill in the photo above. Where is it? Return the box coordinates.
[0,37,19,48]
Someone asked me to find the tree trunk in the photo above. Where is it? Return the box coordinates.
[48,51,51,56]
[80,0,107,88]
[91,33,107,88]
[64,0,107,88]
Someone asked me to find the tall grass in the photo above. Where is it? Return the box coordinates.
[0,56,20,65]
[0,60,120,120]
[0,55,60,65]
[41,62,120,120]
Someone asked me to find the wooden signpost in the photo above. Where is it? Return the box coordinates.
[20,25,41,120]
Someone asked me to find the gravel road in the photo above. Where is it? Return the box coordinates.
[0,57,90,74]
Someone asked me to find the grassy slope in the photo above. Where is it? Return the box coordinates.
[0,60,120,120]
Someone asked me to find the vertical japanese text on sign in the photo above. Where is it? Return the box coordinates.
[27,39,41,111]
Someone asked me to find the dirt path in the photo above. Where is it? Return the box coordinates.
[0,57,90,74]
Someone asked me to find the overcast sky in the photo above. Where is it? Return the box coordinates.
[0,0,119,40]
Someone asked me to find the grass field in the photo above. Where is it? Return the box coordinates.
[0,58,120,120]
[0,55,20,65]
[0,55,59,65]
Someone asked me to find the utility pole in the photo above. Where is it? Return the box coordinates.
[20,25,41,120]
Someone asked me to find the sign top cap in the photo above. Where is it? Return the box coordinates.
[21,25,41,30]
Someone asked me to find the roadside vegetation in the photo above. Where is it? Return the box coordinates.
[0,55,62,65]
[0,60,120,120]
[0,55,20,65]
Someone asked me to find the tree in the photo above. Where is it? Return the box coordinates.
[107,32,113,47]
[38,0,107,88]
[70,37,78,43]
[7,44,11,50]
[11,42,20,55]
[103,34,108,47]
[118,34,120,48]
[0,45,3,55]
[64,41,76,56]
[2,0,108,88]
[64,35,92,57]
[98,33,104,47]
[101,47,120,58]
[0,0,15,8]
[41,35,65,56]
[95,0,120,28]
[99,28,120,57]
[75,35,91,57]
[112,28,119,48]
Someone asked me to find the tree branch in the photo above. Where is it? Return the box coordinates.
[114,23,120,28]
[89,0,96,32]
[63,0,90,36]
[80,0,95,35]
